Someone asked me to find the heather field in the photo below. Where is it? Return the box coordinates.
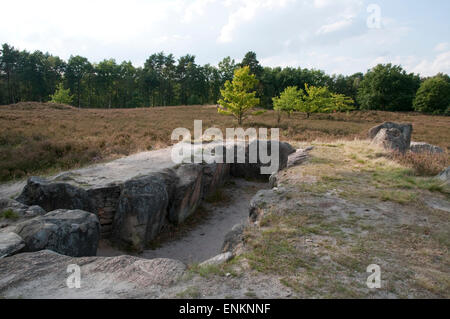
[0,102,449,182]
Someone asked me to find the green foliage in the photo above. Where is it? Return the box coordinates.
[0,43,447,114]
[357,64,421,111]
[329,93,355,112]
[0,43,66,104]
[50,83,73,105]
[413,74,450,114]
[300,84,334,117]
[218,66,261,125]
[240,51,263,77]
[66,55,91,107]
[273,86,304,123]
[273,84,355,119]
[0,209,20,221]
[218,56,237,83]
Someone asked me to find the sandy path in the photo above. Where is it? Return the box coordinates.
[97,179,266,264]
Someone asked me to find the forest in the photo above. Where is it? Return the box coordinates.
[0,43,449,114]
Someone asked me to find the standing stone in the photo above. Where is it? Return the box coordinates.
[372,128,410,153]
[368,122,413,147]
[14,209,100,257]
[169,164,204,225]
[112,173,171,252]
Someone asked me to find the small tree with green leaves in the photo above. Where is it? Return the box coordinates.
[299,84,333,118]
[50,83,74,105]
[328,93,355,112]
[296,84,355,118]
[272,86,304,123]
[218,66,261,125]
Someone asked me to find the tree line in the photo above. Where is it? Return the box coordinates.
[1,43,449,114]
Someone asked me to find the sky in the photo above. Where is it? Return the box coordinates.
[1,0,449,76]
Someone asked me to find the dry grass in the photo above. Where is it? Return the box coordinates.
[241,140,450,298]
[391,152,449,176]
[0,102,449,182]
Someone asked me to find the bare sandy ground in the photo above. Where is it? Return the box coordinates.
[97,179,266,264]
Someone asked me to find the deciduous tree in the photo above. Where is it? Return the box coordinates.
[413,74,450,114]
[218,66,261,125]
[272,86,304,123]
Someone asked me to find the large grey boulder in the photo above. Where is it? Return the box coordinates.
[0,250,186,298]
[169,164,204,225]
[372,128,410,153]
[112,173,172,252]
[437,167,450,184]
[0,232,25,258]
[230,141,295,180]
[410,142,444,154]
[14,209,100,257]
[368,122,413,147]
[16,177,94,213]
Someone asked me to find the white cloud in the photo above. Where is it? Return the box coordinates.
[370,51,450,77]
[412,51,450,76]
[313,0,334,9]
[217,0,294,43]
[434,42,449,52]
[182,0,217,23]
[316,18,354,34]
[0,0,448,76]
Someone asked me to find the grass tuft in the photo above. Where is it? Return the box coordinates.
[0,209,20,221]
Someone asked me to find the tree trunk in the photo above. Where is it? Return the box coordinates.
[77,80,81,108]
[6,71,13,104]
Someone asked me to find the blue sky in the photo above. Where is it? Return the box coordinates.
[1,0,449,76]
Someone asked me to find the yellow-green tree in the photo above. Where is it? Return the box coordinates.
[299,84,333,118]
[218,66,260,125]
[273,86,304,123]
[50,83,73,105]
[329,93,355,112]
[299,84,354,118]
